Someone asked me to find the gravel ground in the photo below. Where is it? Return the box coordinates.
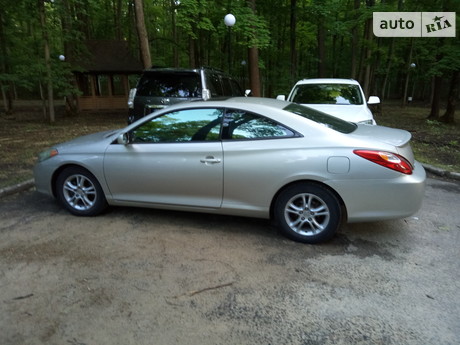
[1,177,459,345]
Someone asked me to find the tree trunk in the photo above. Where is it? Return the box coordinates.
[289,0,297,82]
[440,70,459,124]
[427,76,442,120]
[248,47,261,96]
[401,39,414,107]
[381,38,394,101]
[189,38,196,68]
[362,9,374,97]
[247,0,261,97]
[350,0,360,79]
[317,19,326,77]
[114,0,123,40]
[38,0,55,123]
[171,0,179,67]
[133,0,151,69]
[0,10,13,114]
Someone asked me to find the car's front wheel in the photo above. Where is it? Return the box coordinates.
[56,167,107,216]
[274,183,342,244]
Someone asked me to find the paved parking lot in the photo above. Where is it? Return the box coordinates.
[1,176,459,345]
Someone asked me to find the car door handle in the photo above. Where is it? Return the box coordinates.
[200,156,221,164]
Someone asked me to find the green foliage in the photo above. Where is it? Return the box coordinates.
[0,0,458,117]
[230,5,270,49]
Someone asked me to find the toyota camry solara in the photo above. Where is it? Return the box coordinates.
[34,97,426,244]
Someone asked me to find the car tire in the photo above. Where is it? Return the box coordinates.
[274,183,342,244]
[56,166,107,216]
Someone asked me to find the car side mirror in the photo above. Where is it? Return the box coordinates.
[117,133,131,145]
[276,95,286,101]
[368,96,380,105]
[245,89,252,97]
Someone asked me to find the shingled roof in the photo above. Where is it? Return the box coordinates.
[74,40,143,74]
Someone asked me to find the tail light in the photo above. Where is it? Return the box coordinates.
[354,150,413,175]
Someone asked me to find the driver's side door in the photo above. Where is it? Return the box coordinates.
[103,108,224,208]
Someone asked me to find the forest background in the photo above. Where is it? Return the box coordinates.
[0,0,459,123]
[0,0,459,189]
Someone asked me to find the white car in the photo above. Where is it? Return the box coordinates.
[277,78,380,125]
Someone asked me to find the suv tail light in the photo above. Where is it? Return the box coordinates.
[354,150,413,175]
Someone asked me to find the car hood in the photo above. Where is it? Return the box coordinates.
[55,129,122,152]
[300,104,372,123]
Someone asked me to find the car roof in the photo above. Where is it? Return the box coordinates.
[170,97,290,111]
[294,78,360,86]
[143,67,226,74]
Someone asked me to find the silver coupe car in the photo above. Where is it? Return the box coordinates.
[34,97,426,244]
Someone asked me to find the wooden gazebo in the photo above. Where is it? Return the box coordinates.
[72,40,143,112]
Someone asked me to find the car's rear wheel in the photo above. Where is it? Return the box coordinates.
[274,183,342,244]
[56,167,107,216]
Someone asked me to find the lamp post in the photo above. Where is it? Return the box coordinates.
[224,14,236,73]
[409,63,416,104]
[403,62,416,107]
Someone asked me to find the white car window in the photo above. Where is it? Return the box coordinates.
[292,84,363,105]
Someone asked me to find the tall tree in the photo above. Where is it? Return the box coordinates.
[247,0,261,97]
[289,0,297,81]
[134,0,151,69]
[314,0,326,78]
[440,70,459,123]
[0,6,13,114]
[38,0,55,123]
[350,0,360,79]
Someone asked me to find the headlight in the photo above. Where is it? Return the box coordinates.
[37,148,58,162]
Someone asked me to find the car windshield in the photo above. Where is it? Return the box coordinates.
[291,83,363,105]
[136,71,201,98]
[284,103,357,134]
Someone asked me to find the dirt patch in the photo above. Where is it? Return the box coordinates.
[1,181,459,345]
[0,108,126,188]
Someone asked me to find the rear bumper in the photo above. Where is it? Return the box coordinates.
[329,161,426,222]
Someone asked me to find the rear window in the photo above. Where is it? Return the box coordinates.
[284,103,357,134]
[136,72,201,98]
[222,77,244,96]
[291,83,363,105]
[205,73,224,97]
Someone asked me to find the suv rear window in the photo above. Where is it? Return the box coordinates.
[136,72,201,98]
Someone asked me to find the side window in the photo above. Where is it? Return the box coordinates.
[132,108,223,143]
[205,73,224,97]
[221,77,233,96]
[223,109,296,140]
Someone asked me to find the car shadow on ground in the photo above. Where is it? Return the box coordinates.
[2,189,406,261]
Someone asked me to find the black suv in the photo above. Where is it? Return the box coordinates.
[128,67,246,123]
